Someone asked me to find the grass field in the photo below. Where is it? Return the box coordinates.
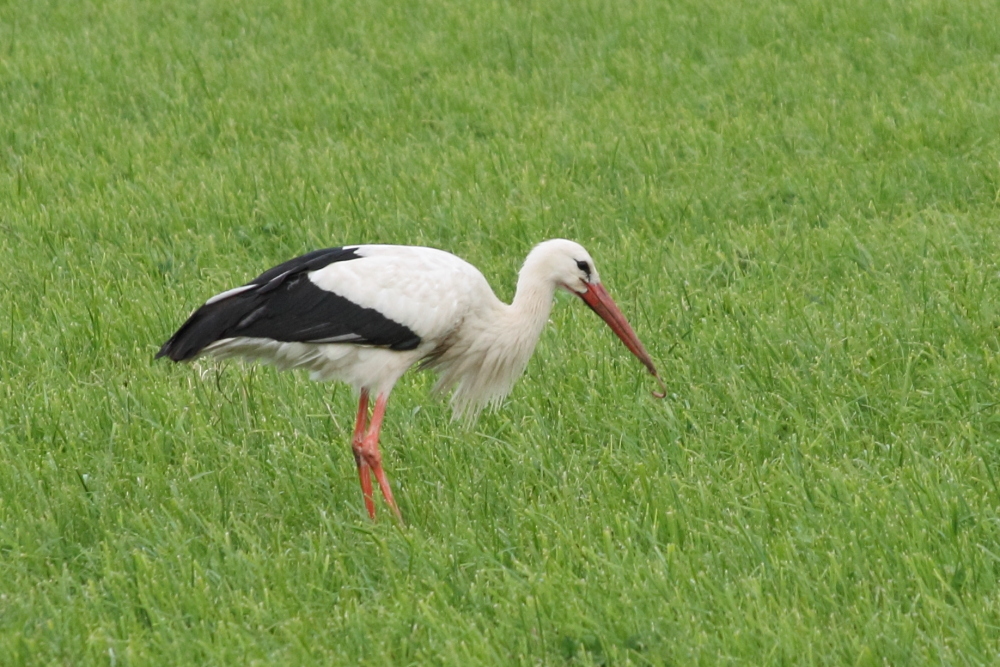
[2,0,1000,664]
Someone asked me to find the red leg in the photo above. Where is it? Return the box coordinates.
[358,393,403,522]
[353,389,370,441]
[351,390,376,519]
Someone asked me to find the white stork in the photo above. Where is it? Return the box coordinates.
[157,239,665,521]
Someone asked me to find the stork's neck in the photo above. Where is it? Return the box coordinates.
[506,264,558,342]
[436,252,561,419]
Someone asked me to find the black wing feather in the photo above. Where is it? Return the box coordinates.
[156,247,421,361]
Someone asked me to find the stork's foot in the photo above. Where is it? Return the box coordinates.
[352,448,377,519]
[351,390,377,519]
[350,392,403,522]
[352,437,402,522]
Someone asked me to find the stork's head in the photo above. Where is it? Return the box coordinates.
[521,238,599,294]
[523,239,666,398]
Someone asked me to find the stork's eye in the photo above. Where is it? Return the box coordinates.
[576,260,591,276]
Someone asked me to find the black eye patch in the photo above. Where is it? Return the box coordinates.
[576,260,591,277]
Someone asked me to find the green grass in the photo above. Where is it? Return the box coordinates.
[2,0,1000,663]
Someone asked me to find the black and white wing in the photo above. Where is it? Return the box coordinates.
[156,247,423,362]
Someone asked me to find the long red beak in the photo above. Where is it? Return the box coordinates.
[577,282,666,398]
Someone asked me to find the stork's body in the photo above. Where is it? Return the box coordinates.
[158,240,663,520]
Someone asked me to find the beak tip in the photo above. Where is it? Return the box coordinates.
[650,371,667,399]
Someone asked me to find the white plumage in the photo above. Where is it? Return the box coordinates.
[159,239,664,520]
